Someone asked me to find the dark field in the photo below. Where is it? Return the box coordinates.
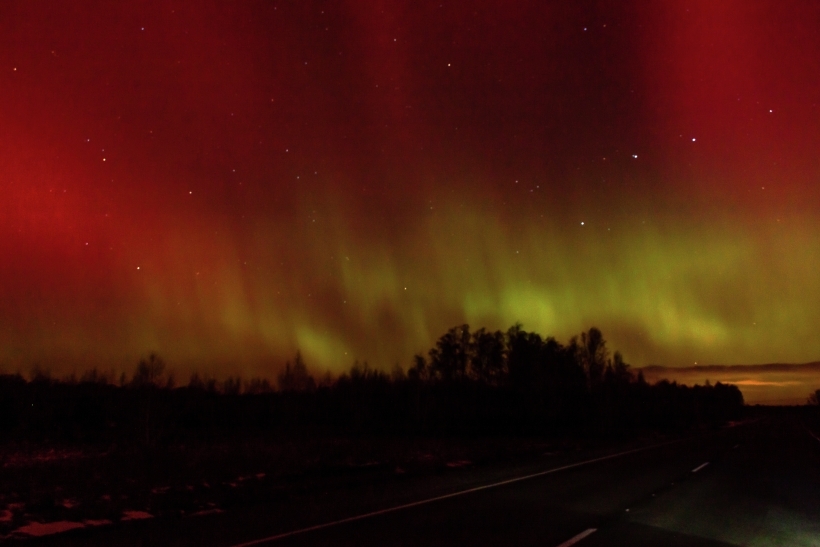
[0,434,599,539]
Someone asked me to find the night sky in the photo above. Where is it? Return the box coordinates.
[3,0,820,381]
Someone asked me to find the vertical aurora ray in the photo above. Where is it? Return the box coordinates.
[1,0,819,383]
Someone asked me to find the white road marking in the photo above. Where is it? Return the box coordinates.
[691,462,709,473]
[230,438,686,547]
[556,527,597,547]
[805,427,820,443]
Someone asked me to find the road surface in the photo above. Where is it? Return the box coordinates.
[31,414,820,546]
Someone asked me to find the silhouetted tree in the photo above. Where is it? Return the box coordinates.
[429,325,471,382]
[222,376,242,395]
[349,360,371,381]
[245,377,273,394]
[80,368,113,385]
[470,328,506,385]
[506,323,543,391]
[131,353,167,445]
[30,365,52,384]
[188,372,206,391]
[277,351,315,392]
[809,389,820,405]
[131,353,166,388]
[390,363,406,383]
[539,336,588,429]
[605,351,633,387]
[408,354,430,382]
[579,327,608,388]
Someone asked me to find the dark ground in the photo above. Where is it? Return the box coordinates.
[0,433,595,539]
[3,407,817,545]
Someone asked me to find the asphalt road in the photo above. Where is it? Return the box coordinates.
[31,415,820,546]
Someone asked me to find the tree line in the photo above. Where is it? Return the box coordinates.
[0,325,745,445]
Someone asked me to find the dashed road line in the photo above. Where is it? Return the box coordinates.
[691,462,709,473]
[556,527,597,547]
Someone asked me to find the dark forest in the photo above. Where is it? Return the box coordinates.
[0,326,745,445]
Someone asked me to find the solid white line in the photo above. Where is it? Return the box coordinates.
[230,439,686,547]
[691,462,709,473]
[556,527,597,547]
